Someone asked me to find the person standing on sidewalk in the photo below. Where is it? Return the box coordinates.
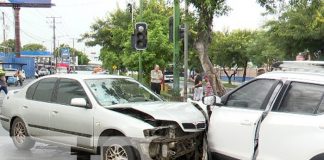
[189,69,203,101]
[150,64,163,94]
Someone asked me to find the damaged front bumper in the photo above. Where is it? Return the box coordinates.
[137,125,205,160]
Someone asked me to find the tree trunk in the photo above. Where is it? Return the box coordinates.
[195,38,226,96]
[242,60,248,82]
[223,67,231,85]
[194,9,226,96]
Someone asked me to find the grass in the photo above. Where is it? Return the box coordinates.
[223,83,238,88]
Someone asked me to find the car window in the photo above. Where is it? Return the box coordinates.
[33,78,57,102]
[26,81,39,100]
[55,79,88,105]
[278,82,324,115]
[226,79,277,110]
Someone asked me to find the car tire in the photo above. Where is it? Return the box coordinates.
[10,118,35,150]
[101,137,139,160]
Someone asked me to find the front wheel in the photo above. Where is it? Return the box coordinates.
[10,118,35,150]
[101,137,139,160]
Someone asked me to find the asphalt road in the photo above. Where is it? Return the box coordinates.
[0,78,96,160]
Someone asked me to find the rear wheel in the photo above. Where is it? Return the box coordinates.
[10,118,35,150]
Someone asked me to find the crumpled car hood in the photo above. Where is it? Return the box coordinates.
[108,102,206,125]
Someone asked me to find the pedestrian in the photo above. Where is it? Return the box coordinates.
[14,70,23,86]
[189,69,203,101]
[204,75,214,96]
[0,75,8,94]
[150,64,163,94]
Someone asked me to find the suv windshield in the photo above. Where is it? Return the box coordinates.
[85,78,162,106]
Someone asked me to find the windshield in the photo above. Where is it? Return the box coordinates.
[85,78,162,106]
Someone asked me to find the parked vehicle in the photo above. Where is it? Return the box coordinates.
[203,61,324,160]
[37,68,50,77]
[74,65,96,74]
[0,74,207,160]
[4,68,26,81]
[164,71,173,82]
[7,76,19,86]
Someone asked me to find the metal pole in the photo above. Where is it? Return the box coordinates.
[72,38,75,69]
[173,0,180,96]
[2,12,5,43]
[183,0,189,101]
[13,6,21,57]
[138,0,144,82]
[53,17,56,68]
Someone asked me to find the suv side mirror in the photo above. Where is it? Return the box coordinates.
[71,98,90,108]
[202,95,222,106]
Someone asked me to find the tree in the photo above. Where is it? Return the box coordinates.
[187,0,230,96]
[258,0,324,59]
[0,39,15,53]
[81,0,175,83]
[22,43,47,51]
[247,31,285,71]
[210,30,254,84]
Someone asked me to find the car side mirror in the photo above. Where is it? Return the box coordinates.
[202,95,223,106]
[71,98,90,108]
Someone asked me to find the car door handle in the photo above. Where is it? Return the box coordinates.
[240,120,253,126]
[52,111,59,114]
[23,106,28,109]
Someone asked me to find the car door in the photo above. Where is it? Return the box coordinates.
[258,81,324,160]
[23,78,58,138]
[208,79,280,160]
[48,78,94,148]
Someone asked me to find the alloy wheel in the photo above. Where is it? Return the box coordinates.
[14,122,26,144]
[105,144,128,160]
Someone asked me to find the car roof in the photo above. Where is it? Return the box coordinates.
[43,74,132,81]
[257,71,324,84]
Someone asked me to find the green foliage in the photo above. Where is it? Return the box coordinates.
[0,39,15,53]
[261,0,324,59]
[247,31,285,68]
[210,30,254,68]
[22,43,47,51]
[81,0,175,79]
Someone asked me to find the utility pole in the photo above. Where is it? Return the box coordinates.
[13,6,21,57]
[47,16,60,69]
[173,0,180,96]
[183,0,189,101]
[2,12,5,43]
[72,38,75,67]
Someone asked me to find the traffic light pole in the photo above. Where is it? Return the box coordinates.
[138,0,144,83]
[173,0,180,96]
[183,0,189,101]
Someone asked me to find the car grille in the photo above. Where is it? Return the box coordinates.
[182,122,206,129]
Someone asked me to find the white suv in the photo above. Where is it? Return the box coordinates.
[0,74,207,160]
[204,61,324,160]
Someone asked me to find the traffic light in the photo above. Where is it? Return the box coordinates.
[179,24,185,39]
[169,17,173,42]
[169,17,185,42]
[134,22,148,50]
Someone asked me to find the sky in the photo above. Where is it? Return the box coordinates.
[0,0,268,54]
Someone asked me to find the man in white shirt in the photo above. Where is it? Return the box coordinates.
[150,64,163,94]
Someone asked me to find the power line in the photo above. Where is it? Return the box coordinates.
[3,12,50,42]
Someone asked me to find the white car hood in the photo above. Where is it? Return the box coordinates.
[108,102,206,126]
